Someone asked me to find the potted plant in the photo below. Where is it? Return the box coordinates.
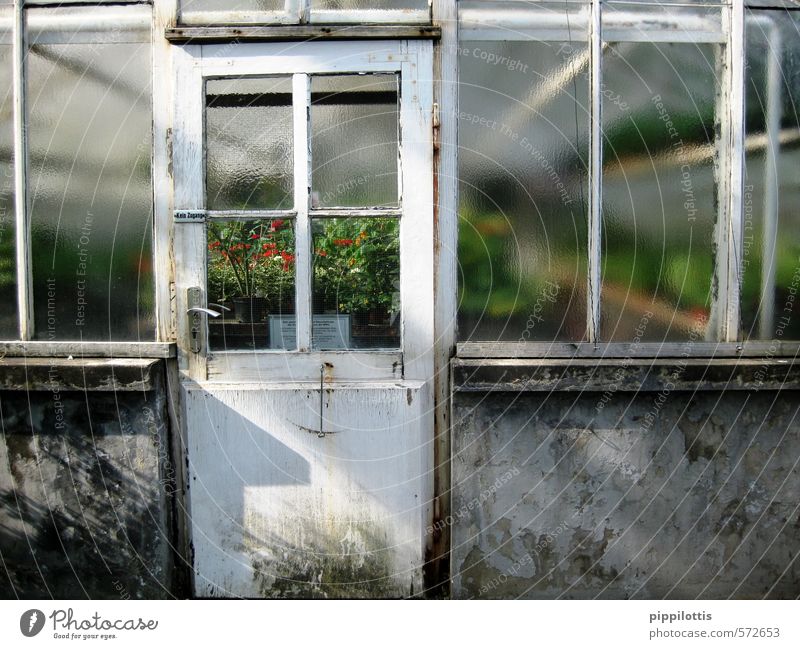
[313,219,399,343]
[207,220,295,322]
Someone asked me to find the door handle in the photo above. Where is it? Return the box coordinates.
[187,307,221,318]
[186,287,218,354]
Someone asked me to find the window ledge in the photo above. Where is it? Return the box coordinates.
[0,341,175,359]
[0,358,164,392]
[457,341,800,359]
[452,357,800,393]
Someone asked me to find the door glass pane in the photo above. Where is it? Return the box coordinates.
[27,6,154,342]
[600,41,717,342]
[741,10,800,340]
[206,76,294,211]
[457,38,590,343]
[207,219,296,351]
[312,218,400,350]
[310,74,399,208]
[0,8,16,339]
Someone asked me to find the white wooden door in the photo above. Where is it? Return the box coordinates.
[172,40,435,597]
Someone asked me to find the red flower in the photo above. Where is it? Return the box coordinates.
[280,251,295,271]
[334,238,354,246]
[250,233,260,239]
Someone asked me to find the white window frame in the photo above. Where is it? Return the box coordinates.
[177,0,431,26]
[455,0,800,358]
[172,39,434,382]
[0,1,170,358]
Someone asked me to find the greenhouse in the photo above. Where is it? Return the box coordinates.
[0,0,799,599]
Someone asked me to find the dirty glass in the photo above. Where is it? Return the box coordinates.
[457,38,590,343]
[741,10,800,341]
[206,76,294,211]
[312,0,428,10]
[27,6,155,342]
[207,219,296,351]
[0,9,16,339]
[310,74,399,208]
[180,0,285,17]
[600,42,717,342]
[311,218,400,350]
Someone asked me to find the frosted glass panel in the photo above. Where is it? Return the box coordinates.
[741,10,800,340]
[600,42,717,342]
[0,12,15,339]
[458,40,589,342]
[206,76,293,211]
[312,218,400,350]
[28,9,154,342]
[312,0,427,9]
[181,0,284,14]
[310,74,398,208]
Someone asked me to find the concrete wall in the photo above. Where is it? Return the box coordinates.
[451,386,800,599]
[4,355,799,600]
[0,361,181,598]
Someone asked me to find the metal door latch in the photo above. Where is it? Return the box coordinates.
[186,287,221,353]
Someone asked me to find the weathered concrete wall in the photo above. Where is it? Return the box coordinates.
[0,362,181,598]
[451,389,800,599]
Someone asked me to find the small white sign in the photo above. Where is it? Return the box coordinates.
[268,314,351,350]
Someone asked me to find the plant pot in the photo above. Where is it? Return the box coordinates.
[233,296,268,323]
[312,292,338,314]
[273,291,295,315]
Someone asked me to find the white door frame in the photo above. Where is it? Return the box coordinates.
[171,40,435,384]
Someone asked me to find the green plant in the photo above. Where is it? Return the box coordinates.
[207,218,400,315]
[207,220,295,307]
[312,218,399,314]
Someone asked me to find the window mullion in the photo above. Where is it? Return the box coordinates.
[726,0,746,342]
[13,1,31,340]
[587,0,602,344]
[293,72,312,352]
[288,0,308,24]
[712,0,745,342]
